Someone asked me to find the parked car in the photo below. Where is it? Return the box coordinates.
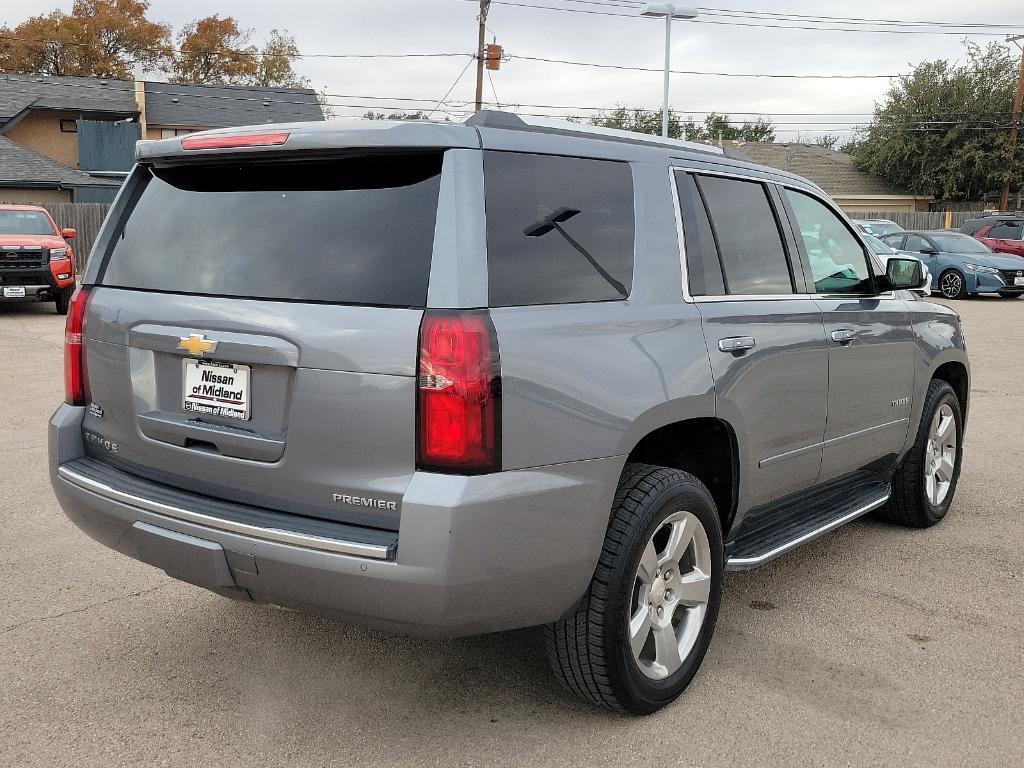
[882,229,1024,299]
[959,214,1024,257]
[49,113,968,714]
[852,218,905,237]
[863,233,932,296]
[0,204,77,313]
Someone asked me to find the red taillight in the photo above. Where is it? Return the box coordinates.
[181,131,290,150]
[416,311,501,474]
[64,286,91,405]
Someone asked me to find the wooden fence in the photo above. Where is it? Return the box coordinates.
[852,210,979,231]
[39,202,112,272]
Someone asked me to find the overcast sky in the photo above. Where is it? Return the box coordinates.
[10,0,1024,138]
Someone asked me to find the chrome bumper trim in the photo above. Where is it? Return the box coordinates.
[725,491,890,570]
[56,464,392,560]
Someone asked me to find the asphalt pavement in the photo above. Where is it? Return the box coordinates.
[1,295,1021,767]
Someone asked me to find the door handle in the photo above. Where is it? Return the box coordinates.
[719,336,756,353]
[831,329,856,344]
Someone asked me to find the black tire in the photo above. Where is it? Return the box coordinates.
[878,379,963,528]
[938,269,967,300]
[545,463,724,714]
[55,284,75,315]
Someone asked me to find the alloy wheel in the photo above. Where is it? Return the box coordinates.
[940,272,963,299]
[627,510,713,680]
[924,403,957,506]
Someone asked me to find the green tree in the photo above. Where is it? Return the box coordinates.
[363,110,433,120]
[850,42,1022,201]
[583,106,775,143]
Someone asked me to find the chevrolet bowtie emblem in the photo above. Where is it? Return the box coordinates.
[177,334,218,356]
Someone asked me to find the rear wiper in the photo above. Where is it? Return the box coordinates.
[524,207,629,298]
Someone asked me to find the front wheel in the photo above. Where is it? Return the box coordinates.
[545,464,723,714]
[54,283,75,315]
[878,379,963,528]
[938,270,967,300]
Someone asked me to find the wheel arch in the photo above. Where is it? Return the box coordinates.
[617,413,740,537]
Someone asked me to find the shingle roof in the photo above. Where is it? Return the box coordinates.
[0,135,120,188]
[726,142,913,197]
[0,74,139,124]
[144,81,324,129]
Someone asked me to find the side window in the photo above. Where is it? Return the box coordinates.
[675,171,724,296]
[484,151,634,307]
[695,175,794,295]
[903,234,933,254]
[784,189,874,295]
[882,234,906,249]
[989,222,1023,240]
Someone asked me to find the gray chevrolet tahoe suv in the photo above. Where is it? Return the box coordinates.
[49,112,969,714]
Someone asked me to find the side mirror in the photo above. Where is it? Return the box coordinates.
[61,228,77,239]
[884,257,926,291]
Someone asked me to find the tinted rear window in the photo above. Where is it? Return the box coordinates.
[695,175,794,295]
[101,154,444,307]
[484,151,634,307]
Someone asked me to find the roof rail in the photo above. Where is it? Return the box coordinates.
[465,110,723,155]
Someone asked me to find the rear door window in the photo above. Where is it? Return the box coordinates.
[989,222,1023,240]
[100,153,444,307]
[675,172,725,296]
[692,175,795,295]
[483,151,634,307]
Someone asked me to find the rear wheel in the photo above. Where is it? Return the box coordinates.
[878,379,963,528]
[938,270,967,300]
[55,283,75,315]
[545,464,723,714]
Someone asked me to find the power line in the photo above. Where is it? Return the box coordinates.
[559,0,1024,30]
[508,54,900,78]
[426,57,477,118]
[10,74,1021,124]
[480,1,1024,35]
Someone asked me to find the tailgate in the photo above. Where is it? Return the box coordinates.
[77,152,445,531]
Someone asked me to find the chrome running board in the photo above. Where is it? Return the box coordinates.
[726,491,890,571]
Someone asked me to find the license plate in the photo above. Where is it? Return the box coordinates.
[1015,277,1024,286]
[3,286,26,298]
[182,359,251,420]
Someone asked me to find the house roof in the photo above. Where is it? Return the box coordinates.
[0,74,139,126]
[725,142,914,197]
[143,81,324,129]
[0,135,120,189]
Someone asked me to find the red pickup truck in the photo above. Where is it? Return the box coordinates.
[0,204,77,314]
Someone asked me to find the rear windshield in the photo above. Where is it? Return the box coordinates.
[0,210,55,235]
[101,153,444,307]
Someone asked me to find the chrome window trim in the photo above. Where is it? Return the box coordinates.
[56,464,393,560]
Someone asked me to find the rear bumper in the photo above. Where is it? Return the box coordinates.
[49,404,623,637]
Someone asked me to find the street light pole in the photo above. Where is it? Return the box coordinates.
[661,13,672,138]
[640,4,699,139]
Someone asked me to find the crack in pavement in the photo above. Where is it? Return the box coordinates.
[2,583,171,634]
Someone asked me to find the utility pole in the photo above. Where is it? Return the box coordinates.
[1000,35,1024,212]
[474,0,492,113]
